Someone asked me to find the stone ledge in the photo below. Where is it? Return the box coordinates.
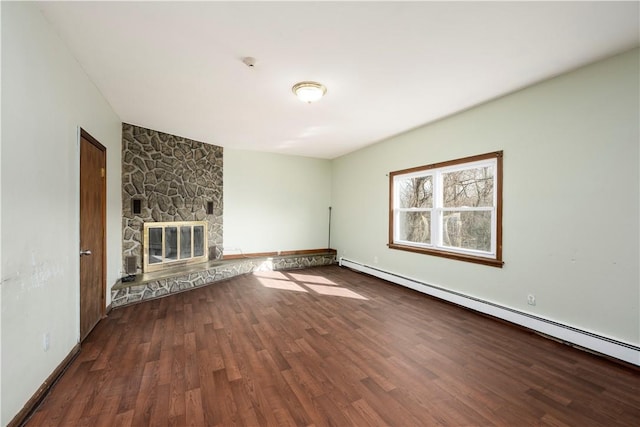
[111,251,337,308]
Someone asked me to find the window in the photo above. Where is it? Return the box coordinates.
[389,151,503,267]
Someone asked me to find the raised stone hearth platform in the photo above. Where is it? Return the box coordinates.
[111,252,336,308]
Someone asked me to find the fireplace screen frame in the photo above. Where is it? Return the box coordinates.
[143,221,208,273]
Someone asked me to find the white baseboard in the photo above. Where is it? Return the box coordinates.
[339,257,640,366]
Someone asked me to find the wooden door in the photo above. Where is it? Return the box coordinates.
[79,130,106,341]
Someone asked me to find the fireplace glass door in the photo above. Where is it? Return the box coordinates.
[143,221,208,272]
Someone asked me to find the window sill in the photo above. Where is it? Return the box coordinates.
[388,243,504,268]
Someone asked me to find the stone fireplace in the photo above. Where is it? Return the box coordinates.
[122,123,223,275]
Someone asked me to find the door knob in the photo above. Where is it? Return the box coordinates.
[80,250,92,256]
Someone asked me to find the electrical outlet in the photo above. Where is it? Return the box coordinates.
[527,294,536,306]
[43,333,50,351]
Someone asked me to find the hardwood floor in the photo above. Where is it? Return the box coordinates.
[26,265,639,426]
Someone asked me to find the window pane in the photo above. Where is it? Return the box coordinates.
[165,227,178,260]
[442,211,492,252]
[443,166,493,208]
[180,226,192,259]
[398,211,431,244]
[398,176,432,208]
[148,228,163,264]
[194,226,205,257]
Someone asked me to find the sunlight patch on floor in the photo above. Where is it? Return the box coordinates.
[256,277,308,292]
[304,284,368,300]
[287,273,338,286]
[253,270,368,300]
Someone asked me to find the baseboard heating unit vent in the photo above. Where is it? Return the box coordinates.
[339,257,640,366]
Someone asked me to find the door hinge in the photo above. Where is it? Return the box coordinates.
[101,168,105,178]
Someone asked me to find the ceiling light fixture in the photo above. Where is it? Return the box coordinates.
[292,81,327,103]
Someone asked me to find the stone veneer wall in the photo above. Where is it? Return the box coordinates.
[122,123,223,273]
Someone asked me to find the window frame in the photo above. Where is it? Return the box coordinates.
[388,151,503,268]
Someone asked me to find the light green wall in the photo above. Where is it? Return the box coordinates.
[224,149,331,255]
[1,3,122,424]
[332,48,639,346]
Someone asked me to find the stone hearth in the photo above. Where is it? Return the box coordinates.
[111,251,337,308]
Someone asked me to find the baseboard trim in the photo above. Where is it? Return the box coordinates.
[339,257,640,366]
[8,343,81,427]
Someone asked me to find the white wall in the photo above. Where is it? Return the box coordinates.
[224,149,331,255]
[1,3,122,425]
[332,48,639,347]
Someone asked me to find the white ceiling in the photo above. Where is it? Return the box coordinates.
[38,1,639,159]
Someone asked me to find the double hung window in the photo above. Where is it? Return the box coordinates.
[389,151,503,267]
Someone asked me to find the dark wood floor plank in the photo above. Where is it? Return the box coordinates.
[210,368,239,425]
[183,331,200,391]
[112,409,134,427]
[168,336,186,424]
[148,383,170,426]
[25,265,640,427]
[280,368,329,426]
[93,394,121,427]
[228,379,263,426]
[131,360,160,426]
[215,328,243,382]
[349,398,389,426]
[357,376,427,426]
[184,388,205,427]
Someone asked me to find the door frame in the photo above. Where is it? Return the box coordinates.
[79,128,107,341]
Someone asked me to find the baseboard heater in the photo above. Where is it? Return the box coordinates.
[339,257,640,366]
